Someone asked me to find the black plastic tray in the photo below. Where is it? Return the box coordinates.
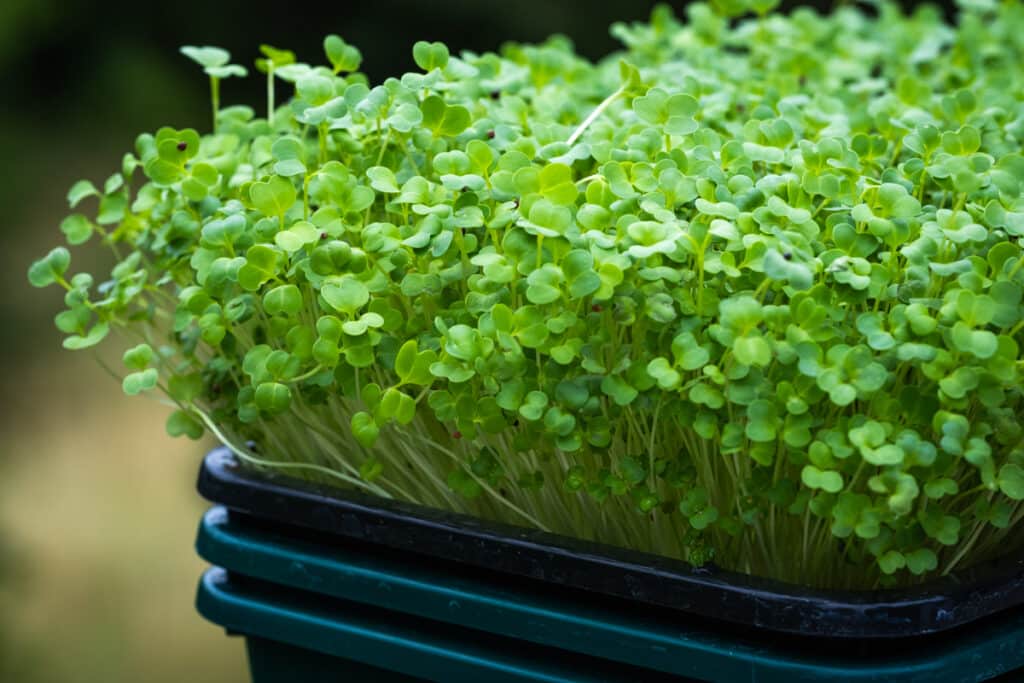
[197,447,1024,639]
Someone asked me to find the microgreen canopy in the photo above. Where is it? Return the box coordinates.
[29,0,1024,589]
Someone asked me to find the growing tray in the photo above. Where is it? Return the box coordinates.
[195,508,1024,681]
[197,446,1024,639]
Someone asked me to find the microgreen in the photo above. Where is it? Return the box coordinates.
[180,45,247,132]
[29,0,1024,589]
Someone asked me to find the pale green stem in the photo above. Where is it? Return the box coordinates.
[210,77,220,133]
[267,66,275,126]
[566,85,625,146]
[408,434,552,531]
[191,407,389,496]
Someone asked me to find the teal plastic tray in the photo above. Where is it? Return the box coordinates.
[195,506,1024,682]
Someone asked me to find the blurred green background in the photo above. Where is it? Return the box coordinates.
[1,0,947,680]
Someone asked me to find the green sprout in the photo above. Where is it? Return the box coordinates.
[180,45,247,132]
[29,0,1024,590]
[255,44,296,126]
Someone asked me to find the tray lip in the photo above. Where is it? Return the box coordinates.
[196,446,1024,639]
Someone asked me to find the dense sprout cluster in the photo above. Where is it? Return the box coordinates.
[29,0,1024,588]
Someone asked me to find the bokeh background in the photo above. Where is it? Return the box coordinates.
[1,0,955,680]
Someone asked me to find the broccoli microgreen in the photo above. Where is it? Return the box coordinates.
[29,0,1024,589]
